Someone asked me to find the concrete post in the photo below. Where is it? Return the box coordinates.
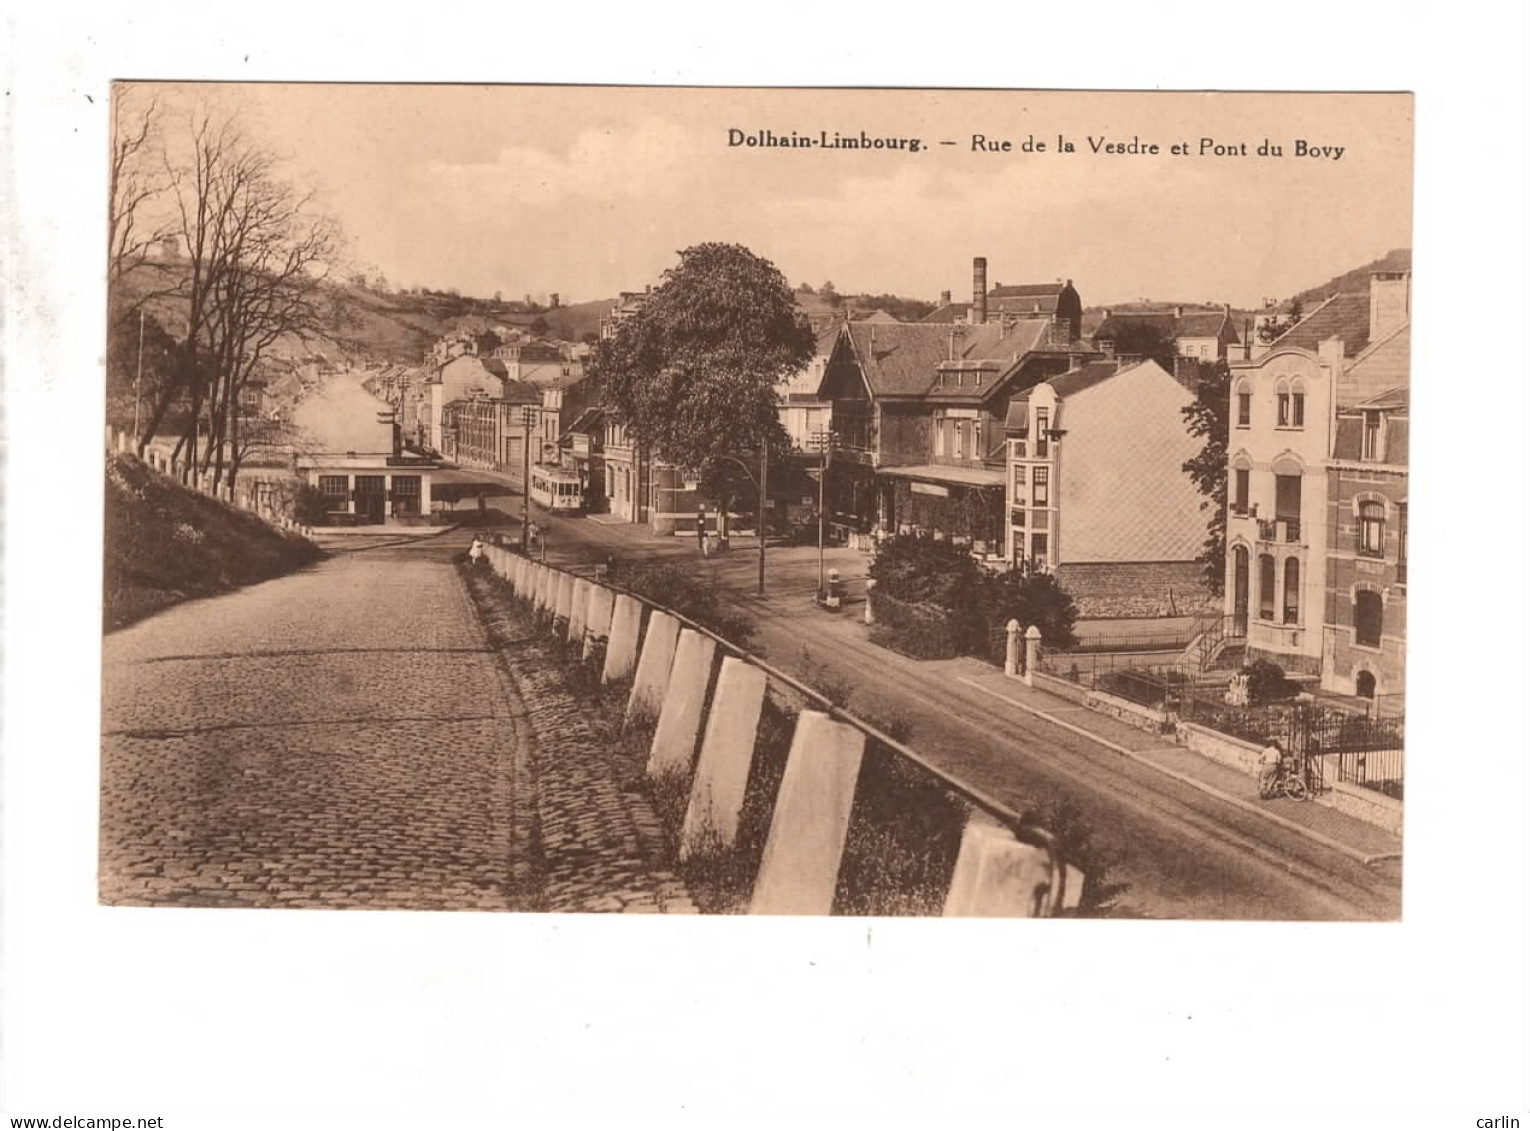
[626,610,681,725]
[648,628,717,780]
[582,585,615,661]
[680,657,768,858]
[511,555,528,596]
[553,572,575,634]
[528,564,546,609]
[539,565,556,613]
[1004,618,1022,678]
[603,595,644,684]
[749,710,865,916]
[943,812,1081,917]
[568,578,592,644]
[1023,625,1042,687]
[864,578,876,625]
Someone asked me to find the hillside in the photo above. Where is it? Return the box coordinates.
[1289,248,1411,309]
[103,453,323,631]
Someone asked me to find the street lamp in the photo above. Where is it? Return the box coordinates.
[707,448,769,597]
[811,429,839,597]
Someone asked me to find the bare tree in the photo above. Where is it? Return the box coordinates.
[133,106,340,484]
[108,90,171,286]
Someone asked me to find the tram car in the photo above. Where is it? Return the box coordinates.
[528,464,585,515]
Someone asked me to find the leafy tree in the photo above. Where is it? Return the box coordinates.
[1181,358,1232,595]
[818,280,843,308]
[589,242,814,473]
[1104,319,1177,370]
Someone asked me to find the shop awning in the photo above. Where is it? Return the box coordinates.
[876,464,1005,489]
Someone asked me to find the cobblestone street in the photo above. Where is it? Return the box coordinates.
[100,537,695,912]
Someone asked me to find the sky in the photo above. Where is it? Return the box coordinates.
[125,84,1414,311]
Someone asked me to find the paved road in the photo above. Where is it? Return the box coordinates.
[99,536,534,910]
[524,507,1402,921]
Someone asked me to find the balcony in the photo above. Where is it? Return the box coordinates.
[1256,517,1302,544]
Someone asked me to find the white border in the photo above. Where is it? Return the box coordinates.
[4,3,1527,1125]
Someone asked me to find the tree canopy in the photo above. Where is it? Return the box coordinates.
[589,243,815,472]
[1180,358,1232,595]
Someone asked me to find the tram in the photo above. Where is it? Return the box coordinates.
[528,464,585,515]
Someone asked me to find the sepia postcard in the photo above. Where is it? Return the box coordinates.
[96,83,1413,924]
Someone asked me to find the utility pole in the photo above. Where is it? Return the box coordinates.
[521,404,535,552]
[815,429,835,597]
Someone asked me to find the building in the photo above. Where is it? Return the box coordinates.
[1323,386,1408,701]
[426,354,512,452]
[1092,305,1243,364]
[1223,270,1410,681]
[440,383,542,485]
[1004,359,1212,614]
[817,278,1096,545]
[601,415,650,523]
[775,323,839,453]
[295,406,438,525]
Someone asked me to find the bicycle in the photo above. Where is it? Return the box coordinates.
[1258,756,1308,801]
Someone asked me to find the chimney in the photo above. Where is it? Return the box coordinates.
[972,257,988,325]
[940,289,952,307]
[1369,271,1411,340]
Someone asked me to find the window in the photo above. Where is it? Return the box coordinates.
[1277,391,1291,426]
[1291,390,1305,428]
[1032,466,1049,506]
[953,421,966,459]
[1362,411,1383,460]
[319,475,349,511]
[1258,554,1276,621]
[1354,590,1383,647]
[934,419,946,457]
[1012,438,1026,459]
[1283,558,1300,624]
[1030,532,1049,567]
[1233,468,1250,514]
[1012,465,1026,501]
[1036,409,1049,457]
[1275,474,1301,520]
[1398,504,1408,583]
[1236,385,1251,428]
[1358,500,1385,557]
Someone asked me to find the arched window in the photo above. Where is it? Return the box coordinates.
[1258,553,1276,621]
[1289,377,1306,428]
[1275,377,1292,427]
[1235,380,1253,428]
[1358,499,1385,557]
[1283,558,1300,624]
[1354,590,1384,647]
[1355,670,1376,699]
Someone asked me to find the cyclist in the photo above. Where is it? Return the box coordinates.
[1256,740,1283,798]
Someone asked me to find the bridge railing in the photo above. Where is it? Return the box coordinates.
[480,543,1086,917]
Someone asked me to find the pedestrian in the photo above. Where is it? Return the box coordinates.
[696,505,708,553]
[468,534,486,566]
[1256,739,1282,797]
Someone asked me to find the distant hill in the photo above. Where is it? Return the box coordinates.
[1288,248,1412,310]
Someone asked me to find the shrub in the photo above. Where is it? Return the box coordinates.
[292,483,330,527]
[1244,659,1296,704]
[868,589,960,660]
[868,534,1080,662]
[605,558,754,646]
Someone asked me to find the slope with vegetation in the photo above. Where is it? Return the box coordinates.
[103,454,323,631]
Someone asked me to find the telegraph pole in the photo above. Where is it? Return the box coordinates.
[814,429,835,597]
[521,404,535,552]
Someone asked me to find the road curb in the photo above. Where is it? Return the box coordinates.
[957,676,1395,868]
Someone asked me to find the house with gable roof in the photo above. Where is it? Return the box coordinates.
[817,296,1096,548]
[1003,358,1213,615]
[1092,305,1243,365]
